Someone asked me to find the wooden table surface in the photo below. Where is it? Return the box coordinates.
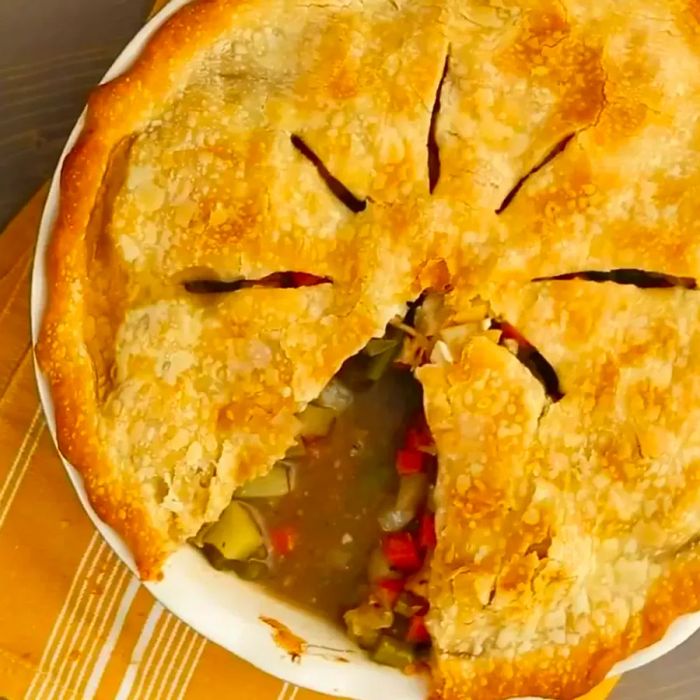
[1,1,699,697]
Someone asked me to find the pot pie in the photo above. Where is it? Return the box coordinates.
[35,0,700,697]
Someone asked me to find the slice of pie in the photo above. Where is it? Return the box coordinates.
[420,280,700,698]
[36,0,700,698]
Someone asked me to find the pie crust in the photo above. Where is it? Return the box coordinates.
[36,0,700,698]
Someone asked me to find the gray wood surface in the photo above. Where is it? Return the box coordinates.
[1,0,698,697]
[0,0,149,229]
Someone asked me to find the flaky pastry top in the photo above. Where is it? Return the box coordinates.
[36,0,700,698]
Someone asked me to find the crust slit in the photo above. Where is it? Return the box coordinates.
[492,320,564,402]
[183,271,332,294]
[428,52,450,194]
[496,133,575,214]
[290,134,367,213]
[532,269,698,289]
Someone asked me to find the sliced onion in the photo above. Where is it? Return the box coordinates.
[414,292,447,337]
[439,323,478,346]
[378,473,429,532]
[378,508,414,532]
[437,322,491,360]
[317,378,354,413]
[429,339,454,365]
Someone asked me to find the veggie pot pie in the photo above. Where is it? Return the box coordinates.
[35,0,700,698]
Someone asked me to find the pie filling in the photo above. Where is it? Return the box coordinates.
[190,298,441,668]
[190,266,697,668]
[186,287,574,668]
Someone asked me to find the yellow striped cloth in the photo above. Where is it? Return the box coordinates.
[0,3,619,699]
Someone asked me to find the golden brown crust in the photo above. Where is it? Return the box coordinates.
[420,280,700,699]
[430,546,700,700]
[36,0,700,695]
[37,0,246,577]
[37,0,447,577]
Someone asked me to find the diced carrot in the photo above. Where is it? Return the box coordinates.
[418,513,436,550]
[406,614,430,644]
[375,577,404,608]
[269,525,298,556]
[382,532,422,572]
[396,448,425,475]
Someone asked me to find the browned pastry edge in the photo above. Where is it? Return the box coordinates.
[35,0,239,579]
[431,551,700,700]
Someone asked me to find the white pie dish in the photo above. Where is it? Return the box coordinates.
[28,1,700,698]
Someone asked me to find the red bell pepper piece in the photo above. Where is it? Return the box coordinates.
[396,448,425,475]
[269,525,298,556]
[406,614,430,644]
[404,427,432,452]
[418,512,436,550]
[375,577,404,608]
[382,532,422,572]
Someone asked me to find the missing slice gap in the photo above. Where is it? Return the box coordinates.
[290,134,367,213]
[428,53,450,194]
[532,269,697,290]
[184,271,331,294]
[491,320,564,402]
[496,133,575,215]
